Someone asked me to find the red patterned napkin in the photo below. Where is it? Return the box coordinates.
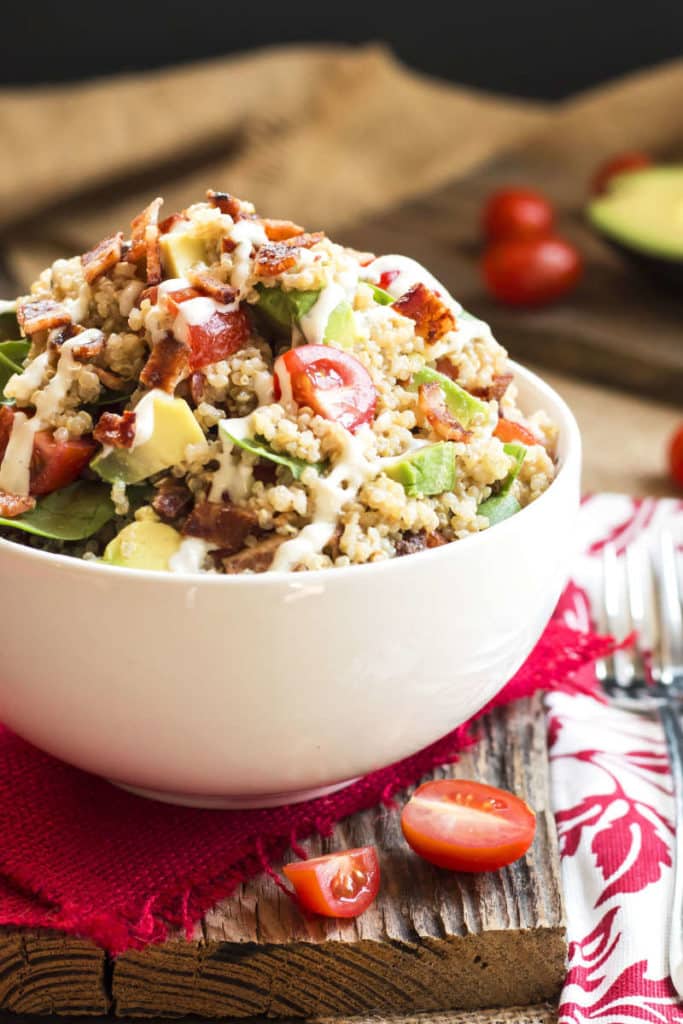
[0,582,613,955]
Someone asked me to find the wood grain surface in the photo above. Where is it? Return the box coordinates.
[0,697,565,1019]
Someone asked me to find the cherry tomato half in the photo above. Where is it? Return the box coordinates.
[482,236,582,307]
[283,846,380,918]
[30,430,97,496]
[401,779,536,873]
[482,187,555,242]
[669,424,683,489]
[164,288,251,371]
[274,345,377,433]
[494,418,538,446]
[591,151,652,196]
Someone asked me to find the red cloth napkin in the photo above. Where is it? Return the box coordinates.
[0,582,614,955]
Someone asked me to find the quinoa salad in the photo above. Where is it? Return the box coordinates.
[0,191,557,574]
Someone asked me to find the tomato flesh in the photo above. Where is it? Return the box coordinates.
[482,236,582,307]
[378,269,400,291]
[165,288,251,371]
[494,419,538,446]
[274,344,377,433]
[30,431,97,496]
[283,846,380,918]
[401,779,536,873]
[669,424,683,489]
[483,187,554,241]
[591,151,652,195]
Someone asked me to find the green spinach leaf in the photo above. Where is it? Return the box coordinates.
[0,482,115,541]
[0,339,30,404]
[218,425,325,480]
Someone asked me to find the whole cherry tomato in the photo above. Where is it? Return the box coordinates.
[482,236,582,307]
[591,151,653,195]
[482,188,555,242]
[283,846,380,918]
[669,424,683,489]
[274,344,377,433]
[401,779,536,873]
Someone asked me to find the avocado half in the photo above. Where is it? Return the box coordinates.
[587,165,683,290]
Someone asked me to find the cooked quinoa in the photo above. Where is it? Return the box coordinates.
[0,190,557,574]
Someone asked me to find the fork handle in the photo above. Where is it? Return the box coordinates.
[659,702,683,998]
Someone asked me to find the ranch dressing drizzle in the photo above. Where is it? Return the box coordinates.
[299,283,346,346]
[210,416,254,504]
[361,255,462,313]
[169,537,214,574]
[118,279,144,317]
[229,219,268,296]
[0,413,41,496]
[129,388,172,449]
[4,351,50,404]
[270,427,377,572]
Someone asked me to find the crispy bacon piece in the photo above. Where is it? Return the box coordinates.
[0,490,36,518]
[0,407,14,462]
[221,535,285,574]
[159,212,187,234]
[207,190,244,218]
[145,224,163,287]
[254,232,325,278]
[418,382,472,443]
[426,530,448,548]
[81,232,124,284]
[262,218,305,242]
[183,501,258,553]
[127,197,163,285]
[392,283,455,343]
[139,334,190,393]
[17,299,71,336]
[222,237,237,254]
[138,285,158,306]
[93,410,136,449]
[92,366,128,391]
[434,357,458,381]
[188,270,237,305]
[70,329,106,361]
[152,479,193,523]
[468,373,514,403]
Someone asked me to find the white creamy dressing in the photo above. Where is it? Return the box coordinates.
[274,360,294,411]
[361,255,462,313]
[65,282,92,324]
[169,537,213,574]
[4,351,50,404]
[229,219,268,296]
[299,282,347,346]
[0,413,41,496]
[118,279,144,317]
[253,370,275,406]
[270,426,378,572]
[157,276,239,346]
[209,416,254,504]
[130,388,171,449]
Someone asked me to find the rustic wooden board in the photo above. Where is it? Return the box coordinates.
[0,696,566,1019]
[339,139,683,408]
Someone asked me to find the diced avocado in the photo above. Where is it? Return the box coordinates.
[477,441,527,526]
[255,285,320,334]
[385,442,456,497]
[477,492,522,526]
[218,424,324,480]
[587,165,683,288]
[410,367,489,427]
[102,521,182,571]
[160,231,210,278]
[368,283,394,305]
[91,394,205,484]
[323,300,356,348]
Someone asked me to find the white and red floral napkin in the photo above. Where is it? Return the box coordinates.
[550,495,683,1024]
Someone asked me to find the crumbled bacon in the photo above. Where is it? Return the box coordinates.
[183,501,259,553]
[254,232,325,278]
[221,535,285,574]
[81,232,124,284]
[395,531,428,556]
[70,329,106,362]
[92,366,127,392]
[222,238,237,254]
[127,197,163,284]
[159,212,187,234]
[418,382,472,443]
[392,283,455,343]
[435,357,459,381]
[17,299,71,336]
[0,490,36,519]
[261,218,305,242]
[188,270,237,305]
[152,479,193,523]
[426,530,448,548]
[0,407,15,462]
[139,334,190,393]
[207,190,244,218]
[93,410,136,449]
[138,285,158,306]
[468,373,514,403]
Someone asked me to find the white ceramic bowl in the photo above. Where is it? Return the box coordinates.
[0,362,581,808]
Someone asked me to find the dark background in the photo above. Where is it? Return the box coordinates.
[1,0,681,98]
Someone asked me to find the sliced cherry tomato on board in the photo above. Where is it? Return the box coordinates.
[274,345,377,433]
[401,779,536,873]
[30,430,97,496]
[591,151,653,196]
[165,288,251,371]
[669,424,683,489]
[482,188,554,242]
[283,846,380,918]
[494,418,538,446]
[482,236,582,307]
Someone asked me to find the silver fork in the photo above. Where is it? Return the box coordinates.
[598,532,683,997]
